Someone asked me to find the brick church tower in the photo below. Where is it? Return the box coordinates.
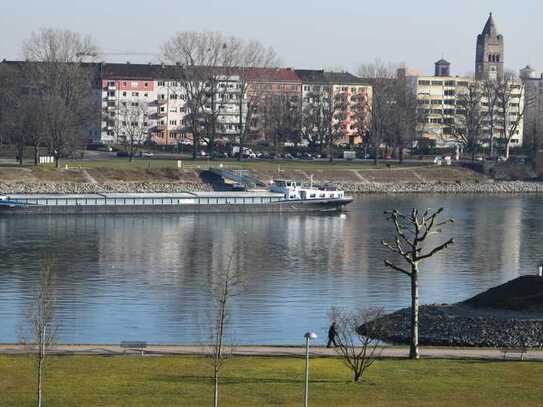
[475,13,504,81]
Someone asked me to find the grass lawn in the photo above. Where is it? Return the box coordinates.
[0,355,541,406]
[56,158,424,171]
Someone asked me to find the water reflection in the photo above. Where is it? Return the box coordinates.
[0,194,542,344]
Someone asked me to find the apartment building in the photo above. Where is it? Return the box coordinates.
[323,72,371,145]
[520,65,543,150]
[295,69,372,145]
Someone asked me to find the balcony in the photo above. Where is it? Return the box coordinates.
[107,85,116,91]
[157,98,167,105]
[154,124,167,132]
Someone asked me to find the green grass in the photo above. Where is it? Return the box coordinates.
[57,158,428,171]
[1,355,542,406]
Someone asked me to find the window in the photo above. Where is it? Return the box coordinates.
[144,93,148,97]
[131,102,139,107]
[169,120,177,125]
[170,94,178,100]
[418,80,431,86]
[431,100,442,105]
[431,81,443,86]
[108,91,115,97]
[108,81,115,86]
[457,81,469,87]
[444,89,455,96]
[122,91,127,97]
[445,81,456,87]
[158,81,165,87]
[170,107,178,113]
[144,82,149,87]
[132,92,139,97]
[131,81,138,87]
[351,87,357,92]
[123,81,127,86]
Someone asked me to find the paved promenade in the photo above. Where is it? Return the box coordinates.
[1,344,542,360]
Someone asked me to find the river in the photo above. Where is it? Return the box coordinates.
[0,194,541,345]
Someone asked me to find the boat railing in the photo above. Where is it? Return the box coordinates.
[9,195,284,207]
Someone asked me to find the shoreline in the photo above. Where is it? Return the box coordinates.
[2,180,543,195]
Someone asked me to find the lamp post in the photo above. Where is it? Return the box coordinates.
[304,331,317,407]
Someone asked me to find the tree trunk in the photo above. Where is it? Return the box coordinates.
[34,145,39,166]
[409,267,419,360]
[213,370,219,407]
[37,354,43,407]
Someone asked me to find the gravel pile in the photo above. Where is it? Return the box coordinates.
[362,304,543,348]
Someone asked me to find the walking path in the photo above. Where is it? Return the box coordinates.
[1,344,542,360]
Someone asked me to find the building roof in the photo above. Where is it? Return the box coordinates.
[244,67,301,82]
[482,12,498,36]
[435,59,450,65]
[323,71,370,85]
[294,69,328,83]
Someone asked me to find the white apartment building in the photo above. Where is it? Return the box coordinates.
[98,64,247,146]
[406,60,524,150]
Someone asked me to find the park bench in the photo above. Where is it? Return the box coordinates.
[120,341,148,356]
[500,347,527,360]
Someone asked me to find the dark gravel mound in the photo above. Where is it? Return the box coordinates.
[360,276,543,347]
[360,305,543,347]
[463,276,543,311]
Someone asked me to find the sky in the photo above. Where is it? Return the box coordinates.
[1,0,541,76]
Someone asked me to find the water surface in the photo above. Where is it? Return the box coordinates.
[0,194,541,345]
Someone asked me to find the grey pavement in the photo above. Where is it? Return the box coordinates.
[1,344,541,360]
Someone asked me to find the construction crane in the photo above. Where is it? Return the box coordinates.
[76,51,160,63]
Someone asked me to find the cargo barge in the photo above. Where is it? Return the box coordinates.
[0,180,352,215]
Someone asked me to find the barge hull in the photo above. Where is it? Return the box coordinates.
[0,199,352,215]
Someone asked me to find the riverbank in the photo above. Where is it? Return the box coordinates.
[1,355,542,406]
[3,163,543,194]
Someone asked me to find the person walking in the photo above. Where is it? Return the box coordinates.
[327,322,338,348]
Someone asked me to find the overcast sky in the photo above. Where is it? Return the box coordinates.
[1,0,541,76]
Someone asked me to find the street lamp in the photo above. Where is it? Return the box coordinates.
[304,331,318,407]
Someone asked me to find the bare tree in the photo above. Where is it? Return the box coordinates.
[162,31,239,158]
[301,86,334,155]
[23,258,57,407]
[358,60,401,165]
[234,41,280,160]
[444,81,485,161]
[111,100,150,161]
[207,247,244,407]
[329,307,384,382]
[493,73,529,159]
[482,78,499,158]
[381,208,454,359]
[22,28,99,167]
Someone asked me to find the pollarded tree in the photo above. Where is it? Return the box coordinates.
[381,208,454,359]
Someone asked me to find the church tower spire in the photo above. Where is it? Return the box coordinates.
[475,13,504,81]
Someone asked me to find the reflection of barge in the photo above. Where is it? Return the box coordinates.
[0,180,352,215]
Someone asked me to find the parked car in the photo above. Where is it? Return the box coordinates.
[116,151,130,158]
[138,151,154,158]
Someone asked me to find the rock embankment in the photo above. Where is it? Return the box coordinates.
[339,181,543,194]
[0,182,210,194]
[2,180,543,195]
[363,304,543,348]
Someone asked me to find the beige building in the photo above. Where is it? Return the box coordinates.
[407,63,524,150]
